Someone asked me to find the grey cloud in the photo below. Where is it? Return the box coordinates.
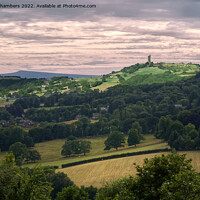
[83,61,112,65]
[0,0,199,23]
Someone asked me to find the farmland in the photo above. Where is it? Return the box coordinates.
[0,62,199,98]
[14,134,169,168]
[57,151,200,188]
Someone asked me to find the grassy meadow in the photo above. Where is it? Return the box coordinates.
[17,134,169,168]
[91,82,119,91]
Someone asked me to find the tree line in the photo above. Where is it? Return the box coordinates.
[156,107,200,150]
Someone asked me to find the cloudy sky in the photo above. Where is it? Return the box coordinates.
[0,0,200,75]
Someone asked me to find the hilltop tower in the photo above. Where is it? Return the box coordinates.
[148,55,151,66]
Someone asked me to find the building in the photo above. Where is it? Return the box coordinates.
[148,55,151,65]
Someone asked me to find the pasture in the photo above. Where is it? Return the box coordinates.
[21,134,168,168]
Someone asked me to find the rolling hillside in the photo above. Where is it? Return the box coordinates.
[0,70,98,79]
[0,62,199,99]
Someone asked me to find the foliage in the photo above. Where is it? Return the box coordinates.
[96,154,198,200]
[0,110,12,121]
[104,131,125,150]
[133,154,193,199]
[9,142,27,159]
[80,140,92,156]
[157,115,200,150]
[55,186,88,200]
[61,139,92,157]
[128,128,140,146]
[25,149,41,163]
[159,170,200,200]
[9,142,28,165]
[81,186,98,200]
[47,171,74,199]
[0,153,53,200]
[0,125,33,151]
[95,176,137,200]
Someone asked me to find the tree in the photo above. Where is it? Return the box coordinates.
[61,139,92,157]
[71,140,82,155]
[128,128,140,146]
[96,154,198,200]
[95,176,136,200]
[132,121,142,135]
[160,170,200,200]
[80,141,91,156]
[0,153,53,200]
[80,186,98,200]
[0,153,19,200]
[0,110,12,121]
[23,135,34,147]
[55,186,88,200]
[61,140,73,157]
[134,154,193,199]
[9,142,28,165]
[157,116,172,140]
[104,131,125,150]
[47,172,74,199]
[6,103,24,117]
[25,149,41,163]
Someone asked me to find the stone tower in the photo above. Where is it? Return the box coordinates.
[148,55,151,65]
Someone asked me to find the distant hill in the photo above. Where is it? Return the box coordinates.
[0,70,98,79]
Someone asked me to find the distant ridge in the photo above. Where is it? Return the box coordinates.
[0,70,98,79]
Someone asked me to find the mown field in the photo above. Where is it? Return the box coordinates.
[57,151,200,188]
[91,82,119,91]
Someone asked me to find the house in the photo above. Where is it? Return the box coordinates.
[174,104,184,108]
[100,106,109,112]
[0,120,12,127]
[18,119,34,128]
[92,113,101,119]
[75,115,82,120]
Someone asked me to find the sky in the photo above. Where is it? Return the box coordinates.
[0,0,200,75]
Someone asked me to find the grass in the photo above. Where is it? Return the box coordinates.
[62,119,98,125]
[57,151,200,188]
[57,152,169,188]
[178,151,200,172]
[24,105,71,112]
[135,67,165,75]
[20,134,169,168]
[1,63,199,97]
[91,82,119,91]
[0,100,15,107]
[62,120,78,124]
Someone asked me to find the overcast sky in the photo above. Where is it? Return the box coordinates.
[0,0,200,75]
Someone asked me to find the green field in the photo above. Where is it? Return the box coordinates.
[135,67,166,75]
[91,82,119,91]
[0,62,199,96]
[18,134,169,168]
[91,63,200,91]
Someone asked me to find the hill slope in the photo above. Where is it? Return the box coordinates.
[0,70,98,79]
